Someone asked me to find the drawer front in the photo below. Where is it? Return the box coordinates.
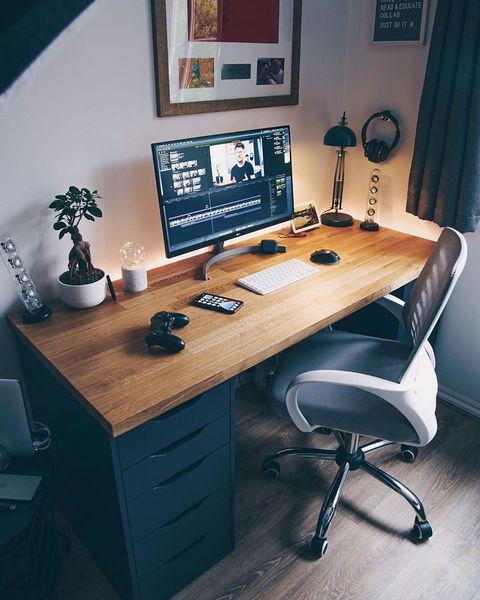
[128,444,230,542]
[117,381,230,470]
[123,414,230,501]
[134,484,230,580]
[138,521,232,600]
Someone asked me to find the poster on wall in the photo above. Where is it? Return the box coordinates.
[188,0,280,43]
[151,0,302,117]
[372,0,429,45]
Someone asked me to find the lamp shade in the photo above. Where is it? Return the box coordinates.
[324,125,357,148]
[324,112,357,148]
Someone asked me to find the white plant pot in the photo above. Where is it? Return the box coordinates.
[58,270,107,309]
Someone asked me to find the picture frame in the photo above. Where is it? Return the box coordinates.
[372,0,429,45]
[151,0,302,117]
[291,201,320,233]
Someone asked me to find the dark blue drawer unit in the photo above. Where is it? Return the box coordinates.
[117,383,231,469]
[18,344,235,600]
[127,444,231,541]
[133,485,230,581]
[122,414,230,501]
[138,523,232,600]
[116,388,235,599]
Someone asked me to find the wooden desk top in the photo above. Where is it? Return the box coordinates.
[8,224,435,437]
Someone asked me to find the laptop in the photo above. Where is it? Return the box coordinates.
[0,473,42,501]
[0,379,35,457]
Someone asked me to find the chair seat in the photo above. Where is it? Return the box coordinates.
[270,329,419,443]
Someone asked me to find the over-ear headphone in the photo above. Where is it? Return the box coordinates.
[361,110,400,163]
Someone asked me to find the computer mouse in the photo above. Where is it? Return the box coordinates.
[310,249,340,264]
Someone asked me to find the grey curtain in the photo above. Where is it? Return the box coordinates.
[406,0,480,232]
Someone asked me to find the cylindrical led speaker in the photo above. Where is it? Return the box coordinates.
[360,169,382,231]
[0,233,52,322]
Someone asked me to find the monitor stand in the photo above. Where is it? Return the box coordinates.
[202,242,256,280]
[202,240,286,280]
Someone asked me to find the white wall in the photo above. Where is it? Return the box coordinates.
[434,232,480,416]
[0,0,437,379]
[341,1,439,240]
[0,0,350,377]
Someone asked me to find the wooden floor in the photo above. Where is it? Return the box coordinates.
[55,383,480,600]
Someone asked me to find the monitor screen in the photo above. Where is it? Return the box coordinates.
[151,125,294,257]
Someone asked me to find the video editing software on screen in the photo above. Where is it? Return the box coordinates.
[152,126,293,257]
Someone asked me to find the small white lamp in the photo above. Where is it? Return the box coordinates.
[120,242,148,292]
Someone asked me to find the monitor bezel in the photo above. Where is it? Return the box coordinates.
[151,125,294,258]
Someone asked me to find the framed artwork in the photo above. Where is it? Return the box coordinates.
[151,0,302,117]
[291,202,320,233]
[372,0,429,45]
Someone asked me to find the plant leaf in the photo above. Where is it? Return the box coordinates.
[87,206,102,217]
[59,228,69,239]
[84,213,95,221]
[53,222,67,230]
[69,185,80,196]
[49,200,64,209]
[55,195,67,201]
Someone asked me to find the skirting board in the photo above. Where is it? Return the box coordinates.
[438,385,480,419]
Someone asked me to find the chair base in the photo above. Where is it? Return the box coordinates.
[263,433,432,558]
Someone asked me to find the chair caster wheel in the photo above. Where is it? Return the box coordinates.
[309,536,328,559]
[263,460,280,479]
[400,445,418,462]
[412,518,433,540]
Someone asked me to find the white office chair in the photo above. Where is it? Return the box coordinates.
[263,227,467,557]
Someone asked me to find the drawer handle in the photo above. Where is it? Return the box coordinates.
[161,496,207,527]
[150,424,207,458]
[152,394,203,421]
[164,532,209,564]
[153,455,206,489]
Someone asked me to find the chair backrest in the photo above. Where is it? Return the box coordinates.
[399,227,467,381]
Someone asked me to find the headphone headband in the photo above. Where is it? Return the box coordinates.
[361,110,401,163]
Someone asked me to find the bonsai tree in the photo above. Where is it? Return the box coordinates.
[49,186,103,285]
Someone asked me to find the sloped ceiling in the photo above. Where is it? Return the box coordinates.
[0,0,96,95]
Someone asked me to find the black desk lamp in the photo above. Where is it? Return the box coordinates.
[321,112,357,227]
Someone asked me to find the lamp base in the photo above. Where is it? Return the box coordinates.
[321,211,354,227]
[22,305,52,324]
[360,221,380,232]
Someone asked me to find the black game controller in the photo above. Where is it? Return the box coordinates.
[145,311,189,352]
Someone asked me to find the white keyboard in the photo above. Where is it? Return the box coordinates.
[236,258,320,295]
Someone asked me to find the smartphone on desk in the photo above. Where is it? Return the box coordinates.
[192,292,243,314]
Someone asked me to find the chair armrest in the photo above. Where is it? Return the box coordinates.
[285,369,405,433]
[375,294,405,322]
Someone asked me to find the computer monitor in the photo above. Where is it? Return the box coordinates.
[151,125,294,258]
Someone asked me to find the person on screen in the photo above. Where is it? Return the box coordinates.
[256,60,272,85]
[231,142,254,182]
[270,58,284,84]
